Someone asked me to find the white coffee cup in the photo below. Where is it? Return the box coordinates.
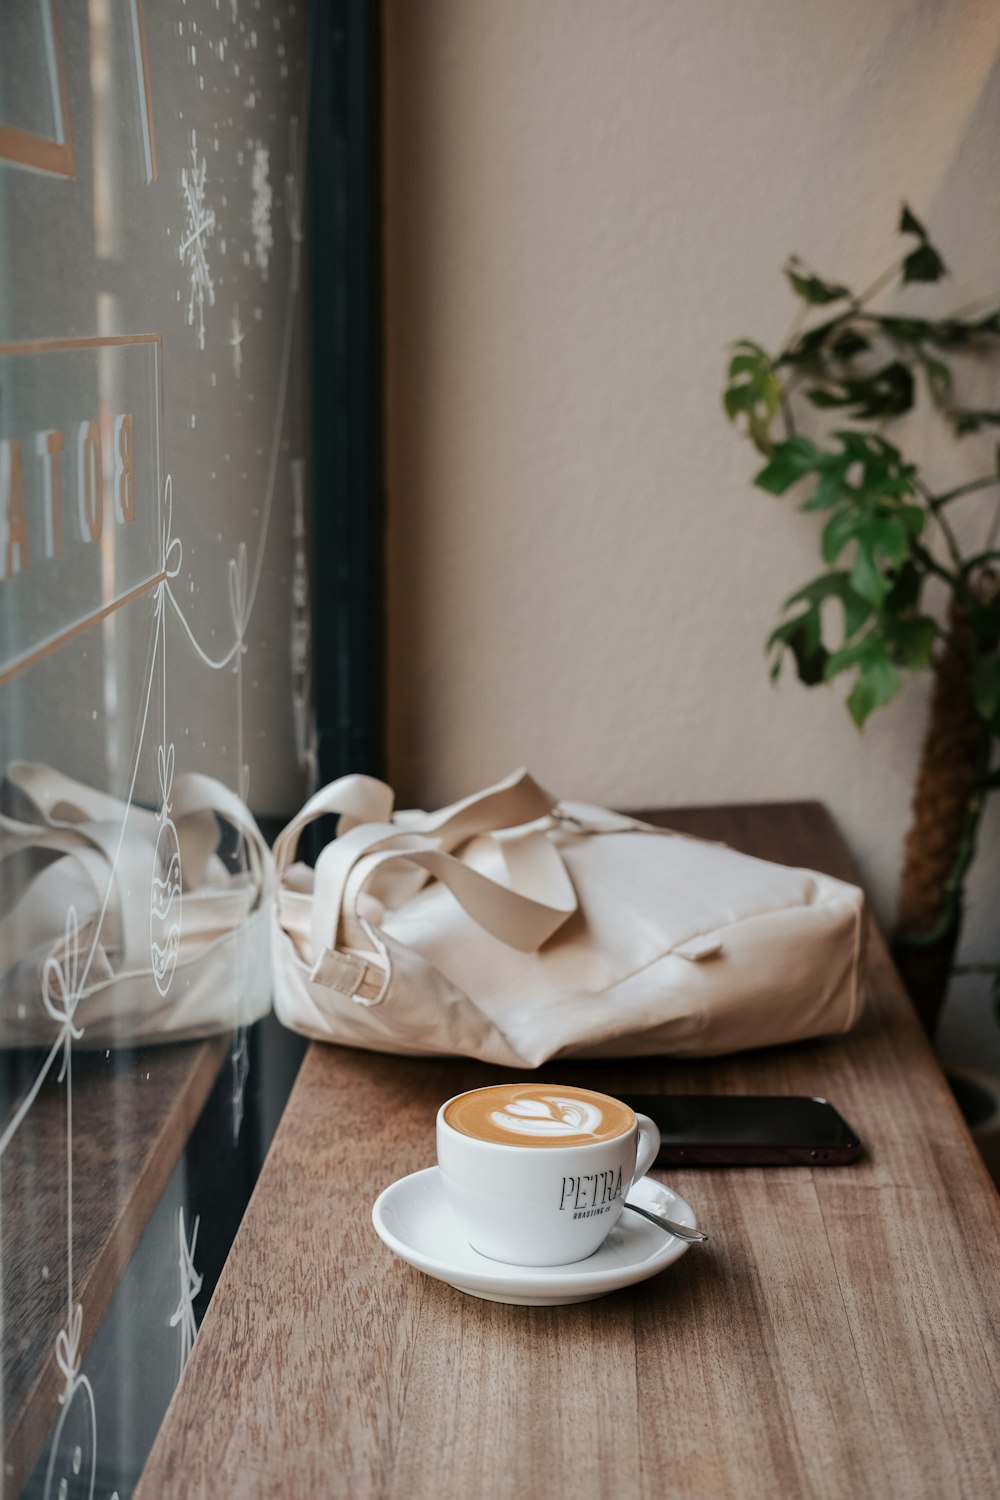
[436,1083,661,1267]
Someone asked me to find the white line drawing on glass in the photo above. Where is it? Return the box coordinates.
[152,479,182,996]
[290,458,315,779]
[228,543,251,1142]
[231,1023,250,1143]
[179,130,217,350]
[40,912,98,1500]
[151,740,182,996]
[251,142,273,278]
[152,495,182,986]
[168,1209,203,1382]
[2,77,310,1490]
[285,116,304,294]
[44,1315,97,1500]
[230,302,245,380]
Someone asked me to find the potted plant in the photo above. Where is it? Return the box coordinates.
[723,208,999,1062]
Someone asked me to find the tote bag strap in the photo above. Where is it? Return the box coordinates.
[0,814,152,975]
[294,769,564,955]
[4,761,161,840]
[6,761,270,900]
[391,768,557,841]
[273,775,395,875]
[304,828,576,983]
[273,767,557,877]
[171,773,273,897]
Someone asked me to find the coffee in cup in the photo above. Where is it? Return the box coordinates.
[437,1083,661,1266]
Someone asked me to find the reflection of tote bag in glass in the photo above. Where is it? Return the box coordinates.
[272,770,865,1067]
[0,762,272,1048]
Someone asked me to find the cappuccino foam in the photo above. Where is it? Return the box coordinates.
[443,1083,634,1148]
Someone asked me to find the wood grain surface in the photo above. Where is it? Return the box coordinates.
[2,1033,229,1493]
[137,803,1000,1500]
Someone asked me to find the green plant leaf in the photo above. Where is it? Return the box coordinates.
[831,329,871,360]
[887,616,938,668]
[973,656,1000,724]
[821,509,860,565]
[898,504,926,537]
[831,638,901,726]
[780,316,844,368]
[878,315,935,343]
[723,341,782,453]
[921,354,952,403]
[847,653,901,726]
[801,468,846,512]
[899,203,927,239]
[884,561,922,612]
[805,362,915,419]
[866,516,910,567]
[841,588,873,638]
[903,241,947,284]
[754,436,823,495]
[805,387,850,409]
[728,352,767,378]
[784,257,851,306]
[850,541,890,606]
[782,572,871,640]
[952,410,1000,436]
[898,205,947,281]
[824,636,872,679]
[767,611,827,686]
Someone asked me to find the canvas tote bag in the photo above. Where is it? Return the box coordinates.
[0,760,273,1048]
[271,770,866,1068]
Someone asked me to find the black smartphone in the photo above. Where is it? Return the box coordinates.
[619,1094,862,1166]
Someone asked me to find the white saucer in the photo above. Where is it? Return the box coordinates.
[371,1167,697,1306]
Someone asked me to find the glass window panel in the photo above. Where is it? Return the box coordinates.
[0,3,63,143]
[0,2,313,1494]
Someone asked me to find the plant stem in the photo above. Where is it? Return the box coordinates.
[984,496,1000,554]
[934,476,1000,507]
[779,256,903,363]
[963,549,1000,576]
[943,291,1000,320]
[778,390,797,437]
[912,541,961,590]
[779,301,811,359]
[853,257,906,310]
[915,478,964,570]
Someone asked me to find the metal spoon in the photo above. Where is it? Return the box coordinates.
[623,1199,709,1243]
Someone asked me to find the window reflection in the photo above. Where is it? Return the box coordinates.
[1,2,311,1494]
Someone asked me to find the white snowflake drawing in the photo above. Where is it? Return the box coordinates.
[229,302,245,380]
[168,1209,203,1381]
[179,130,217,350]
[251,142,273,278]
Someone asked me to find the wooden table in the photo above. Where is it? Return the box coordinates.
[137,803,1000,1499]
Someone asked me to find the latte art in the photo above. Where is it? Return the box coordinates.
[489,1096,605,1139]
[443,1083,634,1148]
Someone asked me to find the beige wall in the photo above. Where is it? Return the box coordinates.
[384,1,1000,1057]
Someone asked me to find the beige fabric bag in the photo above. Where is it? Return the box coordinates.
[0,761,272,1048]
[272,770,865,1067]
